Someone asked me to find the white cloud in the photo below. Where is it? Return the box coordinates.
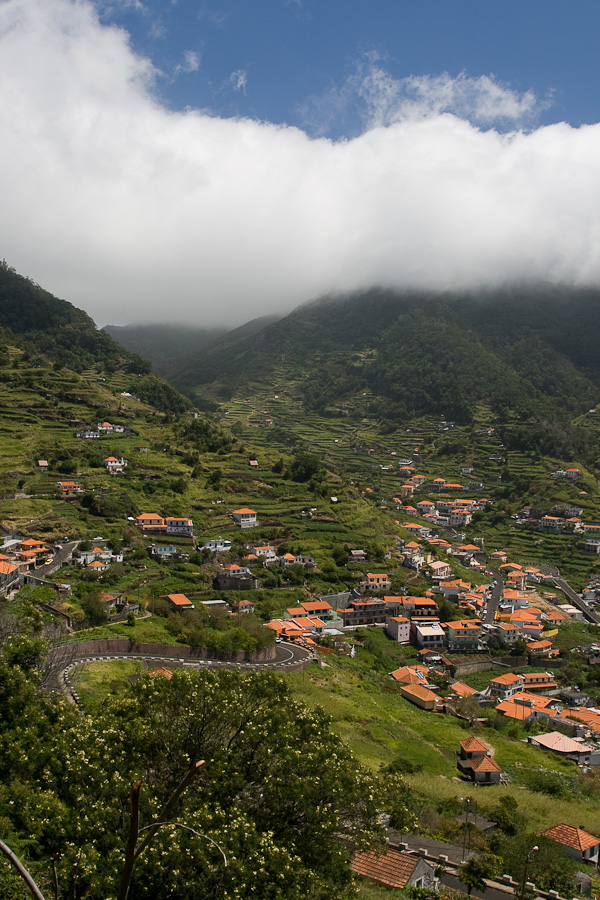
[0,0,599,329]
[173,48,201,77]
[229,69,247,93]
[301,53,551,135]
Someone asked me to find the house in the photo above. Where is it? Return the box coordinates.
[103,456,127,474]
[232,508,258,528]
[457,737,502,784]
[232,598,255,614]
[249,459,259,468]
[96,591,122,609]
[135,513,166,532]
[487,672,525,700]
[526,640,557,659]
[298,600,333,619]
[37,459,49,472]
[541,824,600,864]
[528,732,600,766]
[161,593,195,610]
[349,549,367,562]
[520,671,557,692]
[362,573,392,592]
[202,538,232,553]
[338,598,388,626]
[165,517,193,536]
[412,620,446,650]
[0,560,20,594]
[443,619,483,652]
[564,707,600,736]
[397,683,442,710]
[429,560,452,580]
[393,596,439,619]
[135,514,193,536]
[449,681,478,699]
[495,623,523,646]
[250,544,278,563]
[351,848,438,891]
[389,665,432,685]
[385,616,411,643]
[56,481,83,497]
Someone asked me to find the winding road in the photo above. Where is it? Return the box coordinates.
[45,639,314,704]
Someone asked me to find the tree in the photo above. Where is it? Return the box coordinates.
[458,853,500,896]
[0,667,385,899]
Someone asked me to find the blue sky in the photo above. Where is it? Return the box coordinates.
[0,0,599,327]
[100,0,600,136]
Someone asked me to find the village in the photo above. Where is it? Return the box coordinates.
[3,429,600,899]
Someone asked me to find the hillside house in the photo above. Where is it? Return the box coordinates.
[37,459,49,471]
[338,598,387,626]
[103,456,127,474]
[135,514,193,536]
[457,737,502,784]
[495,623,522,645]
[232,598,255,614]
[202,538,232,553]
[526,640,557,659]
[397,683,442,711]
[443,619,483,652]
[349,549,367,562]
[487,672,525,700]
[529,732,600,766]
[0,560,19,595]
[135,513,165,532]
[520,671,557,692]
[351,848,438,891]
[249,544,278,563]
[161,593,194,611]
[362,573,392,592]
[429,560,452,580]
[412,620,445,650]
[298,600,334,619]
[385,616,411,643]
[541,824,599,864]
[393,596,440,619]
[56,481,83,497]
[232,508,258,528]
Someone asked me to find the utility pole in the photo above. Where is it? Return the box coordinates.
[461,797,471,862]
[520,845,538,900]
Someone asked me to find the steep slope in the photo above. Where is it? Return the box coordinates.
[102,322,228,380]
[169,285,600,425]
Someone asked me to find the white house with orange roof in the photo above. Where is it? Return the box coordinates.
[103,455,127,474]
[486,672,525,700]
[232,507,258,528]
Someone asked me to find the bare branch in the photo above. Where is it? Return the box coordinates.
[116,778,143,900]
[0,838,48,900]
[137,822,227,867]
[134,760,204,860]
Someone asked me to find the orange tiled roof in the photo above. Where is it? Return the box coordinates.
[351,849,420,888]
[541,824,599,852]
[469,755,501,773]
[459,736,489,753]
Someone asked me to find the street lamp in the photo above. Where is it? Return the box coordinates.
[520,845,538,900]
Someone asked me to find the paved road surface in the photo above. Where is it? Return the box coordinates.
[483,567,505,623]
[552,575,600,625]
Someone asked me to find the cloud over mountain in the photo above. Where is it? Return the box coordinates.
[1,0,600,326]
